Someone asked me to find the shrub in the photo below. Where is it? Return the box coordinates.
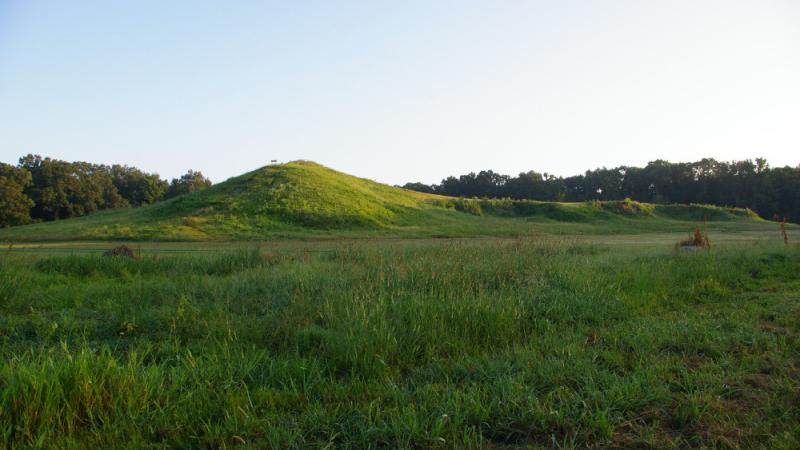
[601,198,654,216]
[454,199,483,216]
[103,245,137,258]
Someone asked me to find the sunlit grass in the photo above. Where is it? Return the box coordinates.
[1,239,798,448]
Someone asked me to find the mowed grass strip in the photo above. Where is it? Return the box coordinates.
[0,240,798,448]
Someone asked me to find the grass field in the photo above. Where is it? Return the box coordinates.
[1,232,799,448]
[1,162,798,448]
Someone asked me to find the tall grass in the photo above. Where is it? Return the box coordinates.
[1,240,798,448]
[33,247,270,277]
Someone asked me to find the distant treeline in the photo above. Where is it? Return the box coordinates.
[403,158,800,223]
[1,154,212,227]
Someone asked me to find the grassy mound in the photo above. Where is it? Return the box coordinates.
[0,162,768,241]
[0,161,450,240]
[427,197,758,223]
[143,160,439,228]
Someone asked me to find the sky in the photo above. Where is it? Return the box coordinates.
[1,1,799,185]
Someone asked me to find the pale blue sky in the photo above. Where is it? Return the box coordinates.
[1,1,798,184]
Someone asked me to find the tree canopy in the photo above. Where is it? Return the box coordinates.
[165,170,213,199]
[403,158,800,223]
[2,155,798,228]
[0,163,35,227]
[0,155,213,227]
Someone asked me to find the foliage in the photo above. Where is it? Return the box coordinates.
[454,198,483,216]
[0,240,798,448]
[0,163,34,227]
[601,198,655,216]
[165,169,212,199]
[404,157,800,223]
[102,245,137,258]
[654,203,758,221]
[18,154,128,221]
[110,165,169,206]
[2,154,207,225]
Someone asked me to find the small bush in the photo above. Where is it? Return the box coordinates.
[103,245,137,258]
[601,198,654,216]
[454,199,483,216]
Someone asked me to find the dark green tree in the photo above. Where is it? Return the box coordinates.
[401,182,435,194]
[403,157,799,222]
[0,163,35,227]
[165,170,212,199]
[111,165,169,206]
[18,154,127,220]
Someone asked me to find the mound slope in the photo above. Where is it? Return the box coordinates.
[145,160,442,227]
[0,161,765,241]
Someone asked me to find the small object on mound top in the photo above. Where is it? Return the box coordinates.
[103,245,137,258]
[676,228,711,251]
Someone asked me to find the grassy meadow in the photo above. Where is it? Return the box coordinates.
[1,235,799,448]
[1,161,798,448]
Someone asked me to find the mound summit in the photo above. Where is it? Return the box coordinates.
[0,161,762,241]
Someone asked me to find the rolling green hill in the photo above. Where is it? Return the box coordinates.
[0,161,771,241]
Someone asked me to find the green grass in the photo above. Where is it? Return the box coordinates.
[0,161,776,242]
[1,237,799,448]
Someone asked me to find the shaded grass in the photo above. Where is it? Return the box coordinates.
[33,247,268,277]
[1,239,799,448]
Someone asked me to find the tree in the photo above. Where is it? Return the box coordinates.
[3,154,215,225]
[401,157,800,222]
[165,170,212,199]
[401,182,435,194]
[111,165,168,206]
[508,170,549,199]
[19,154,74,220]
[18,154,127,220]
[0,163,35,227]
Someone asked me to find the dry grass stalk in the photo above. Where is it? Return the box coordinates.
[676,228,711,251]
[780,218,788,245]
[103,245,137,258]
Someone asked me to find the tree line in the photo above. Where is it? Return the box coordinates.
[1,154,212,227]
[403,158,800,223]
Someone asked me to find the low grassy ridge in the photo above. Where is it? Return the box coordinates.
[0,161,770,241]
[1,239,799,448]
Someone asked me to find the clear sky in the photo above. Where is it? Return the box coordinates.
[1,1,798,185]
